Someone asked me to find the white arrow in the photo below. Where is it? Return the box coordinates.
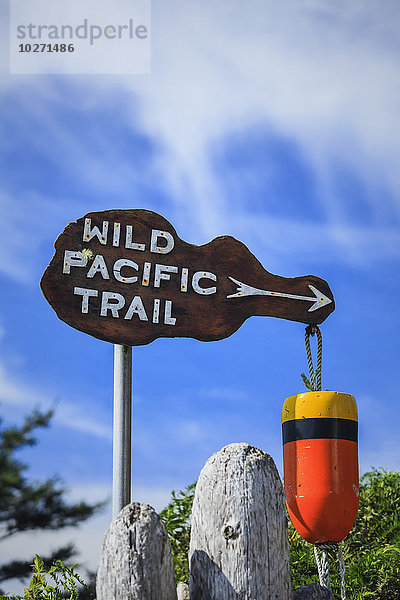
[227,277,333,312]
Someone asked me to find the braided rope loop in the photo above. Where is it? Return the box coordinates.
[313,546,323,583]
[304,325,323,392]
[320,549,330,589]
[315,543,336,589]
[314,542,347,599]
[338,545,346,600]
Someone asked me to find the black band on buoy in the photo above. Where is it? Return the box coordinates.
[282,417,358,444]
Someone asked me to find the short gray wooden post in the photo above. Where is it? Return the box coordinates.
[96,502,177,600]
[189,442,292,600]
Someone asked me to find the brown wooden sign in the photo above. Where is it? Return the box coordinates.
[40,209,335,346]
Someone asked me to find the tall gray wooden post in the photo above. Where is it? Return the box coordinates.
[113,344,132,518]
[189,443,292,600]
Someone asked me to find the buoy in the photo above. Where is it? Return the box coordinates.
[282,390,359,544]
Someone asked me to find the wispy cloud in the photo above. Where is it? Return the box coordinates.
[53,404,112,442]
[0,191,59,283]
[0,361,44,408]
[0,1,399,280]
[226,213,400,269]
[0,353,111,441]
[123,1,400,235]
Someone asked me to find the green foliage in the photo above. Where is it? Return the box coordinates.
[159,483,196,584]
[348,469,400,551]
[0,547,75,587]
[160,470,400,600]
[3,466,397,598]
[0,555,95,600]
[0,410,104,587]
[289,469,400,599]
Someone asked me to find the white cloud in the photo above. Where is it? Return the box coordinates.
[122,0,400,235]
[53,404,112,441]
[0,361,44,408]
[3,0,400,273]
[0,1,399,280]
[226,213,400,269]
[0,191,56,283]
[0,354,111,441]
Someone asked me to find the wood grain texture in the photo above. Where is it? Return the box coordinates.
[293,583,335,599]
[189,443,292,600]
[41,209,335,346]
[96,502,177,600]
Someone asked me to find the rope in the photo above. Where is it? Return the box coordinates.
[313,545,324,584]
[302,325,323,392]
[314,543,335,589]
[314,542,346,599]
[338,545,346,600]
[302,327,346,599]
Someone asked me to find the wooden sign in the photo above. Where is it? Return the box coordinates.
[40,209,335,346]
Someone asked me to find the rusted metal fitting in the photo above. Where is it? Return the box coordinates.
[306,324,319,337]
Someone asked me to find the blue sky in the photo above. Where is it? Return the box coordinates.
[1,0,400,590]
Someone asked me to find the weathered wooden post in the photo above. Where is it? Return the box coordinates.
[189,443,292,600]
[96,443,334,600]
[97,502,178,600]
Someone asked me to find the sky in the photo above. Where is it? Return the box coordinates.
[1,0,400,592]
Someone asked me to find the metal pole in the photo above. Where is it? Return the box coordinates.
[112,344,132,518]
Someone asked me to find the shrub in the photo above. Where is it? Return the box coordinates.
[1,555,95,600]
[159,482,196,584]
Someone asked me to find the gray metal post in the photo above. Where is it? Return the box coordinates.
[112,344,132,518]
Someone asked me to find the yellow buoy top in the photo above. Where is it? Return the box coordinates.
[282,390,357,423]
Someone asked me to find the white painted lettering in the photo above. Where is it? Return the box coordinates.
[164,300,176,325]
[154,264,178,288]
[125,225,145,251]
[192,271,217,295]
[124,296,148,321]
[113,222,121,247]
[83,218,109,244]
[63,250,88,274]
[180,268,189,292]
[153,298,160,323]
[142,262,151,286]
[87,255,110,279]
[150,229,174,254]
[74,287,98,313]
[100,291,126,317]
[113,259,138,284]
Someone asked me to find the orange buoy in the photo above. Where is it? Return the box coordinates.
[282,390,359,544]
